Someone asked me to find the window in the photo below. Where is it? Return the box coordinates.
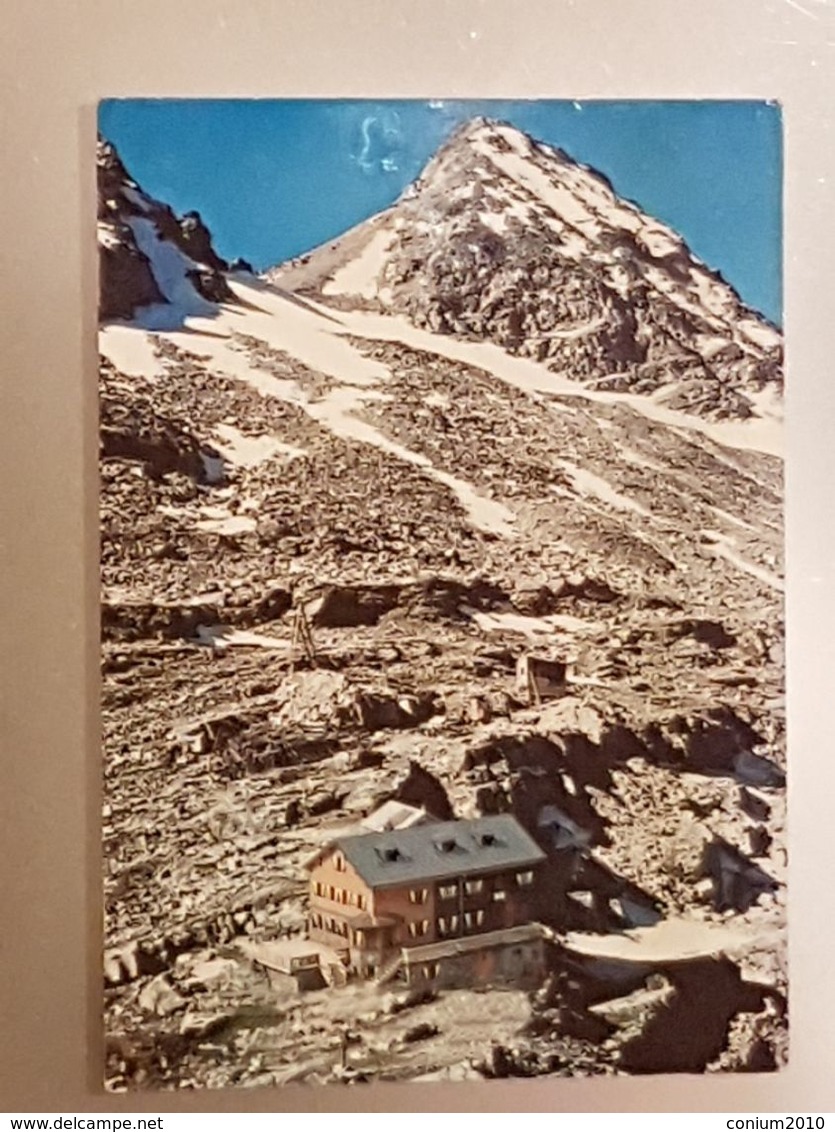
[516,871,534,887]
[464,879,484,896]
[437,917,448,936]
[335,853,345,872]
[475,909,485,927]
[328,885,336,901]
[449,915,459,931]
[355,930,365,947]
[438,884,457,900]
[357,894,367,910]
[408,920,430,938]
[493,888,507,902]
[409,888,428,904]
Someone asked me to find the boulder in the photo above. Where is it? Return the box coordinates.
[138,974,186,1017]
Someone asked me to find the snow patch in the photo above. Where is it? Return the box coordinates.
[563,917,768,963]
[323,228,395,300]
[195,513,257,537]
[707,533,783,592]
[689,268,737,321]
[291,298,783,458]
[97,221,123,250]
[638,226,682,259]
[127,216,216,328]
[214,423,306,467]
[694,333,734,359]
[475,139,601,235]
[709,505,755,532]
[470,610,598,636]
[738,317,781,352]
[479,211,507,235]
[99,326,165,379]
[616,444,665,473]
[556,461,653,519]
[150,281,515,538]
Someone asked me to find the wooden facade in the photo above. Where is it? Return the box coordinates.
[305,815,544,980]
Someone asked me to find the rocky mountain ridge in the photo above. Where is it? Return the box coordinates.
[269,117,782,422]
[98,137,235,322]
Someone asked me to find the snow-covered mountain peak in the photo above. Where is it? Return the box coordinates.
[269,120,782,424]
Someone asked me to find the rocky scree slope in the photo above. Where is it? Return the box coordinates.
[98,128,785,1090]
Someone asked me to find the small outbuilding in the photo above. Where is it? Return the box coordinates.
[243,938,348,993]
[516,654,567,704]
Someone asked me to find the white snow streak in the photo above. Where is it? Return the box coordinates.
[99,325,165,379]
[115,280,514,538]
[99,274,780,544]
[127,217,216,328]
[556,461,653,519]
[470,610,599,636]
[323,228,394,299]
[310,299,782,457]
[214,423,306,467]
[708,534,784,592]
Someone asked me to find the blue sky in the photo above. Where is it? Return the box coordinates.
[99,99,783,325]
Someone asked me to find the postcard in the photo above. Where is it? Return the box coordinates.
[98,99,784,1091]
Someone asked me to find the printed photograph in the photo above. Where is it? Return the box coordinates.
[98,99,785,1091]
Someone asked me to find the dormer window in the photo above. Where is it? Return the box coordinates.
[435,837,464,855]
[375,845,405,864]
[479,832,500,848]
